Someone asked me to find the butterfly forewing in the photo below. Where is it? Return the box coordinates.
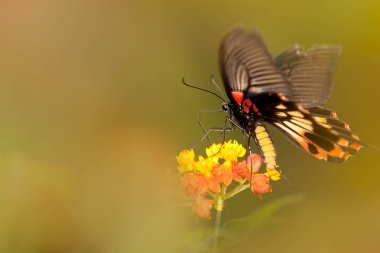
[219,26,291,104]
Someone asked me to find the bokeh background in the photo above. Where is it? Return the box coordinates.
[0,1,380,252]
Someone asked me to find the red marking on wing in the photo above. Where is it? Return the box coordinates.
[252,103,261,116]
[242,98,252,113]
[231,91,244,105]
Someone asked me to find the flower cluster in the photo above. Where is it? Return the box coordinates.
[176,140,281,219]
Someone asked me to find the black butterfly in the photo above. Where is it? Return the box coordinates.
[187,26,367,171]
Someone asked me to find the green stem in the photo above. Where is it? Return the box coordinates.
[212,206,222,253]
[212,185,226,253]
[224,183,250,200]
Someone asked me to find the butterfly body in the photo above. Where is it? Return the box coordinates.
[226,99,257,134]
[218,26,364,169]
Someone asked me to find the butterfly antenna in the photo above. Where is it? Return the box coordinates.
[182,78,226,102]
[210,75,228,101]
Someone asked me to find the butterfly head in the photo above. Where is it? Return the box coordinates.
[222,102,230,112]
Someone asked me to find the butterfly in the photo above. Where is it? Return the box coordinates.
[214,26,366,171]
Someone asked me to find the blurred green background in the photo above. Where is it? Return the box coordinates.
[0,0,380,252]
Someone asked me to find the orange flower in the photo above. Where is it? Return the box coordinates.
[204,175,221,194]
[231,161,246,182]
[192,195,213,219]
[177,140,280,219]
[250,174,272,195]
[181,173,204,198]
[213,164,233,186]
[181,172,221,199]
[245,153,261,174]
[231,154,262,182]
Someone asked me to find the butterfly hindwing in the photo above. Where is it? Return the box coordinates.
[275,45,342,108]
[252,93,362,162]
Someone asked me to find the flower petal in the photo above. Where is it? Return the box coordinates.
[176,149,195,172]
[220,140,246,161]
[222,169,233,186]
[206,143,222,157]
[195,156,219,177]
[246,153,262,173]
[192,195,213,219]
[206,177,221,193]
[251,174,272,195]
[266,166,281,181]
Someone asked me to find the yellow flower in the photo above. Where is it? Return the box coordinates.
[206,143,222,158]
[176,139,283,219]
[220,140,246,161]
[195,155,219,177]
[223,160,233,170]
[265,166,281,181]
[176,149,195,172]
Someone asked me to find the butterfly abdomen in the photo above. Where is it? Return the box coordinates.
[253,122,277,170]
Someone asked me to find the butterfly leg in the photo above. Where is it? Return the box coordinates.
[191,114,244,150]
[191,121,234,150]
[225,116,245,132]
[196,109,223,145]
[246,135,254,184]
